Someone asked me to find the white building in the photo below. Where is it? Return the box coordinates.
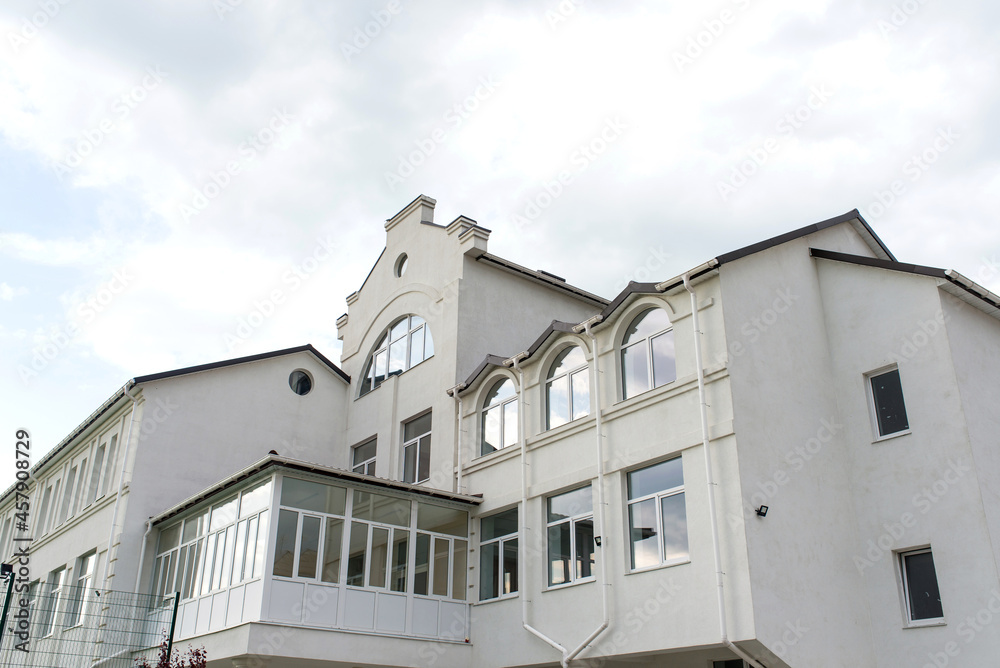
[3,195,999,668]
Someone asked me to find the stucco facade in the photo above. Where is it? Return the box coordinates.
[2,196,998,668]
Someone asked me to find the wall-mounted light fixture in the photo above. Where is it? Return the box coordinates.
[755,505,768,517]
[594,536,602,546]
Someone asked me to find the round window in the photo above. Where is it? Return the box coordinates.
[289,370,312,395]
[395,253,408,277]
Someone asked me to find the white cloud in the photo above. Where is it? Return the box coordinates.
[0,283,27,301]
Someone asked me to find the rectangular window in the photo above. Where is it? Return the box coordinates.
[627,458,688,570]
[64,552,97,626]
[869,367,910,437]
[88,442,106,505]
[402,413,432,484]
[58,465,78,525]
[101,434,119,497]
[547,486,595,586]
[479,508,518,601]
[39,568,67,636]
[352,439,377,476]
[900,548,944,623]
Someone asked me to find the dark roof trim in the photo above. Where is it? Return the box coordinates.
[599,282,661,320]
[810,248,1000,314]
[352,246,387,302]
[717,210,896,265]
[151,455,482,526]
[134,344,349,385]
[459,354,509,391]
[476,253,609,307]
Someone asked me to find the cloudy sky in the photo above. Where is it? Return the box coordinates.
[1,0,998,487]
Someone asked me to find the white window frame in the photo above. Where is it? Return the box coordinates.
[898,547,945,626]
[352,438,377,476]
[40,567,67,637]
[359,315,434,396]
[866,365,911,441]
[480,378,518,456]
[626,458,689,571]
[479,508,519,602]
[545,486,595,588]
[401,413,431,485]
[545,347,590,430]
[620,307,676,400]
[64,552,97,627]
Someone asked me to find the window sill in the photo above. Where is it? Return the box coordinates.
[626,558,690,576]
[474,593,518,606]
[873,429,911,444]
[903,618,946,629]
[544,577,595,593]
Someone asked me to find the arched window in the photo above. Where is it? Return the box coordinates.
[546,346,589,429]
[359,315,434,396]
[621,308,675,400]
[481,379,517,456]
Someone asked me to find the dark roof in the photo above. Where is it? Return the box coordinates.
[476,253,609,307]
[135,343,349,384]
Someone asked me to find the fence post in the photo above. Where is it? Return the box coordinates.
[165,592,180,659]
[0,568,14,649]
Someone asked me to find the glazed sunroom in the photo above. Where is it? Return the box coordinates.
[145,455,481,647]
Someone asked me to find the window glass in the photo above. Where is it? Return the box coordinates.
[210,497,238,532]
[571,370,590,420]
[272,509,298,577]
[621,308,675,399]
[481,508,518,541]
[623,308,671,344]
[369,527,389,588]
[547,375,570,429]
[628,458,683,499]
[622,343,650,398]
[628,498,659,570]
[360,315,435,396]
[159,523,182,552]
[240,480,272,518]
[418,504,469,537]
[453,540,468,601]
[871,368,909,436]
[322,518,343,583]
[346,522,368,586]
[391,530,409,592]
[547,486,592,522]
[903,550,944,621]
[352,490,411,527]
[433,537,450,596]
[404,413,432,441]
[281,478,347,515]
[297,516,320,579]
[414,533,431,595]
[627,457,688,569]
[480,508,519,601]
[479,541,499,601]
[651,332,676,387]
[481,379,518,455]
[547,487,594,586]
[183,509,209,543]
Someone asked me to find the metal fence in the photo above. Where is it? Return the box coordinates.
[0,577,178,668]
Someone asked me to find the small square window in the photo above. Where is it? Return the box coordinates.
[352,439,376,476]
[900,548,944,624]
[868,367,909,438]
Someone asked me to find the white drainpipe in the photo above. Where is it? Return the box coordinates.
[681,272,765,668]
[505,352,569,659]
[448,383,467,494]
[134,519,154,593]
[562,315,611,666]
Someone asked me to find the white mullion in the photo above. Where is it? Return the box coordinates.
[292,512,303,579]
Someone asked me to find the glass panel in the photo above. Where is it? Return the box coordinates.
[298,516,321,579]
[418,435,431,482]
[272,510,298,578]
[219,525,235,589]
[424,326,434,358]
[479,541,498,601]
[905,551,943,620]
[212,530,228,590]
[182,542,201,599]
[622,342,650,399]
[547,486,592,522]
[409,327,425,367]
[502,538,518,595]
[623,308,671,345]
[660,493,688,562]
[453,540,467,601]
[369,527,389,588]
[547,375,569,429]
[651,331,676,388]
[390,530,408,592]
[374,350,387,387]
[252,511,269,578]
[575,517,595,579]
[240,480,272,518]
[873,369,909,435]
[164,553,176,596]
[210,497,238,532]
[159,524,181,552]
[389,338,406,376]
[351,490,411,526]
[549,346,586,378]
[360,357,373,395]
[571,369,590,419]
[415,533,430,595]
[484,379,515,406]
[503,401,518,448]
[629,499,659,570]
[200,534,217,595]
[404,413,432,441]
[189,540,205,597]
[418,504,469,537]
[353,440,377,467]
[389,318,408,342]
[280,478,347,515]
[346,522,368,587]
[232,519,248,584]
[481,509,518,541]
[548,523,571,586]
[482,405,501,455]
[628,458,683,499]
[402,443,417,484]
[433,537,450,596]
[321,518,343,583]
[183,510,209,543]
